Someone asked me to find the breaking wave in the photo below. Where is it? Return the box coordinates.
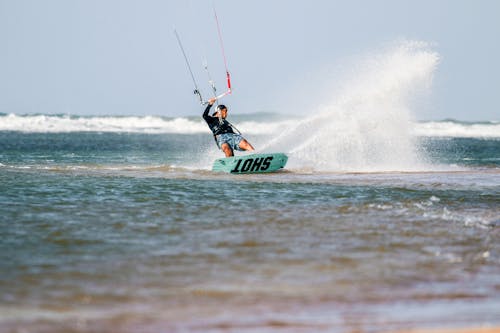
[0,113,293,135]
[0,113,498,139]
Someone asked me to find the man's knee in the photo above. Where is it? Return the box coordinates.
[239,139,254,151]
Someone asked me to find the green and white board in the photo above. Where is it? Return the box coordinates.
[212,153,288,174]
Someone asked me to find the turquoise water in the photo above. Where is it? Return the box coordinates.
[1,129,499,332]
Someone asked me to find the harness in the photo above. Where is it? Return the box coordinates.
[213,118,242,149]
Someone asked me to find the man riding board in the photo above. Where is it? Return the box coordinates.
[203,97,255,157]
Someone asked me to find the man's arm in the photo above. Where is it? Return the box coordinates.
[202,97,216,120]
[202,104,212,119]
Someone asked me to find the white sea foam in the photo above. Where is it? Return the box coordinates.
[0,112,299,136]
[414,120,500,138]
[1,113,498,139]
[0,113,208,134]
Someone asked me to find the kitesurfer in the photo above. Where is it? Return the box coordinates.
[203,97,254,157]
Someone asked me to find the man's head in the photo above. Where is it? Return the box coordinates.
[213,104,228,118]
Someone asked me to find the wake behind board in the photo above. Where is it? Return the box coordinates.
[212,153,288,174]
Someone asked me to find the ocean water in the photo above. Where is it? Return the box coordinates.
[1,116,499,333]
[1,42,500,332]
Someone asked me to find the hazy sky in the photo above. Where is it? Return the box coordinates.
[1,0,499,120]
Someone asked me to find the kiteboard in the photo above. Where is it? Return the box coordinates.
[212,153,288,174]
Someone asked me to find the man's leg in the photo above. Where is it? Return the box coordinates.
[239,139,255,152]
[221,143,234,157]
